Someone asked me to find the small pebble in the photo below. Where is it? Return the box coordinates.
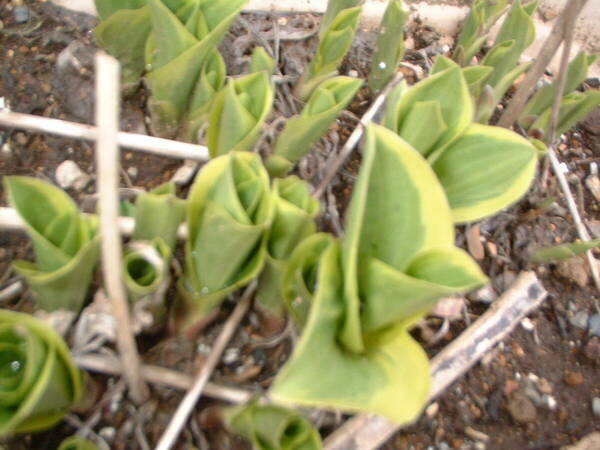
[588,314,600,337]
[507,391,537,423]
[521,317,535,331]
[464,426,489,442]
[544,395,557,411]
[223,348,239,365]
[570,311,589,329]
[593,398,600,417]
[13,5,29,24]
[583,337,600,361]
[537,377,552,394]
[55,160,91,191]
[425,402,439,418]
[564,370,584,386]
[469,284,497,304]
[126,166,138,179]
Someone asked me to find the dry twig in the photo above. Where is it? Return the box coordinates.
[95,52,149,404]
[155,282,257,450]
[324,272,547,450]
[0,110,209,160]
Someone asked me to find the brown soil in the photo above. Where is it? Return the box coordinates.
[1,1,599,449]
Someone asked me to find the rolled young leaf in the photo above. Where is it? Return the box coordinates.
[94,0,147,20]
[255,177,320,319]
[383,60,473,158]
[145,0,247,138]
[173,152,273,335]
[123,239,170,302]
[368,0,408,93]
[295,7,362,100]
[131,181,185,251]
[519,52,598,127]
[267,76,362,176]
[0,310,82,437]
[319,0,362,37]
[224,402,322,450]
[249,46,276,75]
[207,71,274,158]
[5,176,100,312]
[431,123,538,223]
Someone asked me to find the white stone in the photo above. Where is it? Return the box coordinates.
[55,160,91,190]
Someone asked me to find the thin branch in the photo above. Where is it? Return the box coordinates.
[497,0,590,128]
[95,52,149,404]
[74,353,251,404]
[0,206,189,240]
[0,110,209,161]
[312,72,404,199]
[324,272,547,450]
[155,282,257,450]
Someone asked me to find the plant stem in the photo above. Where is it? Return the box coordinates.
[155,282,256,450]
[0,110,209,160]
[95,52,149,405]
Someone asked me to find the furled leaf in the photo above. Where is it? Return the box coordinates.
[173,152,273,335]
[431,123,538,223]
[58,436,98,450]
[481,0,537,89]
[145,0,247,138]
[368,0,408,93]
[453,0,508,66]
[532,239,600,263]
[267,76,362,176]
[0,310,82,437]
[207,71,274,157]
[383,60,473,157]
[224,402,322,450]
[123,239,170,302]
[319,0,362,37]
[94,0,147,20]
[529,90,600,140]
[256,177,320,318]
[270,240,431,424]
[295,7,362,100]
[5,177,99,312]
[132,182,185,251]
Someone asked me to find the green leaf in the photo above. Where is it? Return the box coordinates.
[5,177,99,312]
[268,76,362,176]
[58,436,98,450]
[250,46,276,75]
[207,71,274,157]
[94,0,147,20]
[319,0,362,37]
[224,402,322,450]
[0,310,82,437]
[482,0,537,89]
[123,238,170,302]
[532,239,600,263]
[520,52,598,125]
[462,65,493,98]
[95,7,152,85]
[529,90,600,140]
[431,123,538,223]
[132,182,185,251]
[173,152,273,334]
[146,0,247,138]
[295,7,362,100]
[270,241,431,424]
[384,61,473,157]
[256,177,320,317]
[368,0,408,93]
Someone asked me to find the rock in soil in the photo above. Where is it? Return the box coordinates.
[55,160,91,190]
[588,314,600,337]
[583,337,600,361]
[507,391,538,424]
[561,432,600,450]
[582,107,600,135]
[564,371,584,386]
[593,398,600,417]
[570,310,590,329]
[557,256,590,288]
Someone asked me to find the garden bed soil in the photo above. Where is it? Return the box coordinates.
[1,1,599,449]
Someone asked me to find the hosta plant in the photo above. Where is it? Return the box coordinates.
[173,152,273,335]
[266,76,362,177]
[270,125,487,422]
[57,436,98,450]
[224,401,322,450]
[383,58,538,223]
[95,0,247,139]
[4,177,100,312]
[0,310,82,437]
[294,6,362,100]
